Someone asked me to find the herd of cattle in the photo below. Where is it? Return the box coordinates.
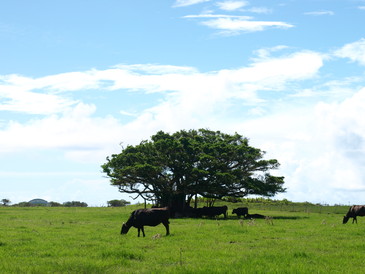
[121,204,365,237]
[121,205,265,237]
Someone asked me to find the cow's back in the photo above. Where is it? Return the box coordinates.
[132,208,169,227]
[350,205,365,217]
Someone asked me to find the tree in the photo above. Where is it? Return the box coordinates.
[107,199,131,207]
[63,201,88,207]
[49,201,62,207]
[1,199,10,206]
[102,129,285,215]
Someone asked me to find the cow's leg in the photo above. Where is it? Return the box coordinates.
[141,227,145,237]
[353,216,358,224]
[137,228,141,237]
[163,221,170,236]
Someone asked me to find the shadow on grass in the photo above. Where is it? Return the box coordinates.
[175,215,309,220]
[272,216,309,220]
[226,216,309,220]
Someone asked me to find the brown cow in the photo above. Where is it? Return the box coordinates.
[343,205,365,224]
[121,207,170,237]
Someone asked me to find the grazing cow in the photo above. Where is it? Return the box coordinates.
[343,205,365,224]
[195,206,228,218]
[232,207,248,218]
[245,213,266,219]
[121,207,170,237]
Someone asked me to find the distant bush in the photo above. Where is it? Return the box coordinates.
[63,201,88,207]
[12,202,31,207]
[107,199,131,207]
[49,201,62,207]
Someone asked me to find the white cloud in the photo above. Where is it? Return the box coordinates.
[198,17,293,34]
[0,82,78,115]
[173,0,211,7]
[334,38,365,66]
[0,102,123,156]
[0,49,324,160]
[216,1,248,11]
[184,14,251,19]
[215,1,271,14]
[253,45,290,60]
[247,7,271,14]
[304,11,334,16]
[234,87,365,204]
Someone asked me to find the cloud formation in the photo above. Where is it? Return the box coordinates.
[173,0,211,7]
[216,1,248,11]
[304,11,334,16]
[334,38,365,66]
[199,17,293,33]
[2,38,365,204]
[180,1,292,34]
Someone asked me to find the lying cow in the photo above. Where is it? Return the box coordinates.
[194,205,228,218]
[343,205,365,224]
[232,207,248,218]
[121,207,170,237]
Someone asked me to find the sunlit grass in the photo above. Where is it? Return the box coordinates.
[1,206,365,273]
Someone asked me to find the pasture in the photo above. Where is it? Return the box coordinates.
[1,205,365,273]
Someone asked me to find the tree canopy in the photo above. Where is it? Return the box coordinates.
[102,129,285,214]
[107,199,131,207]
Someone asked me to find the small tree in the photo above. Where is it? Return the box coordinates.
[107,199,131,207]
[1,199,11,206]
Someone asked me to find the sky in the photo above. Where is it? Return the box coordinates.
[1,0,365,206]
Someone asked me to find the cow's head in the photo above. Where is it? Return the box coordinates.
[343,216,349,224]
[232,209,237,214]
[121,222,130,234]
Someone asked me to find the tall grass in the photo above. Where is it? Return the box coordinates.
[0,205,364,273]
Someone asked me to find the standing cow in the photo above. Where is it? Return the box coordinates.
[343,205,365,224]
[232,207,248,218]
[121,207,170,237]
[194,206,228,218]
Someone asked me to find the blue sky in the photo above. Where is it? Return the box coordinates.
[2,0,365,206]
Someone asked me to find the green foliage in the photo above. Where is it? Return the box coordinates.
[107,199,131,207]
[0,205,362,273]
[102,129,285,212]
[12,202,34,207]
[49,201,62,207]
[1,199,10,206]
[63,201,88,207]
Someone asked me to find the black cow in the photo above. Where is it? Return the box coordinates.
[245,213,266,219]
[343,205,365,224]
[232,207,248,218]
[121,207,170,237]
[194,206,228,218]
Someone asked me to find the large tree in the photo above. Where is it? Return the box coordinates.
[102,129,285,214]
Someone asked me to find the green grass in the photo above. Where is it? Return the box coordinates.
[1,205,364,273]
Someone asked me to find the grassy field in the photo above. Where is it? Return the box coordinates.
[1,204,365,273]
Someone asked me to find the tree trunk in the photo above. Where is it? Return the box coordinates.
[157,193,188,217]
